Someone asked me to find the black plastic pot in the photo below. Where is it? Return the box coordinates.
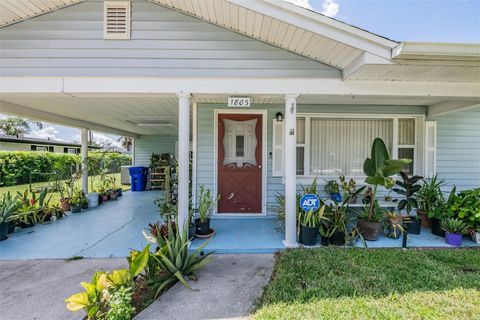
[71,205,81,213]
[406,218,422,234]
[195,218,211,235]
[7,224,15,234]
[0,222,8,241]
[81,203,88,210]
[299,225,318,246]
[20,221,34,228]
[431,217,445,237]
[188,223,196,239]
[320,236,329,246]
[329,231,346,246]
[98,195,103,204]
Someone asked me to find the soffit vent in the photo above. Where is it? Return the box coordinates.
[104,1,131,40]
[126,119,173,126]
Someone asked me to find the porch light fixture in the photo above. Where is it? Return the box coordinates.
[275,112,284,122]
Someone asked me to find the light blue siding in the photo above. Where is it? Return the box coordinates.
[197,104,427,214]
[0,0,339,78]
[429,107,480,190]
[134,135,176,167]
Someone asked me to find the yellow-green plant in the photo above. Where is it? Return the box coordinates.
[65,245,150,319]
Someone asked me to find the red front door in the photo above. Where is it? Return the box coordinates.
[217,114,262,213]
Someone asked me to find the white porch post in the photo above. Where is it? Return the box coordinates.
[177,92,191,229]
[81,128,89,195]
[283,94,299,247]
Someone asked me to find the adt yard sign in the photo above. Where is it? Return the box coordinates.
[300,194,320,212]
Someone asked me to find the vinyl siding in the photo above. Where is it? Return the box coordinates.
[429,107,480,191]
[133,135,176,167]
[0,0,340,78]
[196,104,427,215]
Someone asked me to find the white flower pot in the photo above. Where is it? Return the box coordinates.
[87,193,99,208]
[471,232,480,244]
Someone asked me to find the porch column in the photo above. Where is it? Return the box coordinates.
[177,92,191,229]
[81,128,89,195]
[284,94,299,247]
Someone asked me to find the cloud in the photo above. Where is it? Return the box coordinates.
[321,0,339,17]
[284,0,313,10]
[27,126,63,141]
[72,132,124,151]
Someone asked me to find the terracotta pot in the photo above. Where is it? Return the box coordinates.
[60,198,71,212]
[357,220,381,241]
[102,195,109,202]
[417,210,431,228]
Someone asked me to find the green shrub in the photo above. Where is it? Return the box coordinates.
[0,151,131,187]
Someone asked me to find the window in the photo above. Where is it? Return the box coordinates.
[272,115,422,178]
[104,1,131,40]
[31,145,51,152]
[64,147,79,154]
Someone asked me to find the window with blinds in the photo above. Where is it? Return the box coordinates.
[310,118,393,176]
[272,116,422,178]
[104,1,131,40]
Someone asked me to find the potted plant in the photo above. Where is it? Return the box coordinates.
[195,185,218,237]
[69,189,83,213]
[441,218,468,246]
[357,138,411,241]
[299,205,327,246]
[455,188,480,244]
[0,192,22,241]
[383,211,405,239]
[393,171,423,234]
[324,180,341,202]
[81,192,89,210]
[429,187,457,237]
[417,174,444,228]
[471,227,480,244]
[339,176,359,204]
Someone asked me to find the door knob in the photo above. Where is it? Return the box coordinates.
[258,165,262,168]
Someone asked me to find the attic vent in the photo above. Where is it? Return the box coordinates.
[104,1,131,40]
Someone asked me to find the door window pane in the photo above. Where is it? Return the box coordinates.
[297,118,305,144]
[235,135,245,157]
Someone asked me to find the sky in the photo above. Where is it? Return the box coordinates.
[1,0,478,144]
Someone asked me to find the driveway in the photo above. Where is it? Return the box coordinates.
[0,254,274,320]
[0,258,127,320]
[0,191,161,260]
[135,254,274,320]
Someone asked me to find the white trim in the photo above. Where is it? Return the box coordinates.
[428,101,480,117]
[213,109,268,216]
[192,102,198,206]
[276,113,425,181]
[2,77,479,98]
[424,121,437,178]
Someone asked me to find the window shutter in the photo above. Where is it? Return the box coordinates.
[49,146,54,152]
[424,121,437,178]
[31,145,37,151]
[272,121,284,177]
[104,1,131,40]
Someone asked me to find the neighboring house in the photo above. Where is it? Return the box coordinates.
[0,0,478,247]
[0,136,100,153]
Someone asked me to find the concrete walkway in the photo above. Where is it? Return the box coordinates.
[0,258,127,320]
[135,254,274,320]
[0,191,161,259]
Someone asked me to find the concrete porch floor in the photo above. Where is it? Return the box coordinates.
[0,191,162,260]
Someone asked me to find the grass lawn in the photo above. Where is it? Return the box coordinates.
[254,248,480,320]
[0,173,129,204]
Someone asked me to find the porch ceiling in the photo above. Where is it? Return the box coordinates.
[0,93,454,137]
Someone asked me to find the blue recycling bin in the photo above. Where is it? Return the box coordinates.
[129,166,148,191]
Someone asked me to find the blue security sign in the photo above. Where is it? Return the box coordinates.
[300,194,320,212]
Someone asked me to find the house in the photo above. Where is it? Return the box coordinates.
[0,0,478,247]
[0,135,100,153]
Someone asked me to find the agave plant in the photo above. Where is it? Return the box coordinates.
[150,224,212,298]
[0,192,23,224]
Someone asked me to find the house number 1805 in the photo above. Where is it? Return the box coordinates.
[228,97,251,107]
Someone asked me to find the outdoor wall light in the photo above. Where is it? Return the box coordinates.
[275,112,284,122]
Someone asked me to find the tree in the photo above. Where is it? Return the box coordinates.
[0,117,43,137]
[118,136,133,151]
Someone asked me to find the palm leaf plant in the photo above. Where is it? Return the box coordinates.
[393,171,423,218]
[150,223,212,298]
